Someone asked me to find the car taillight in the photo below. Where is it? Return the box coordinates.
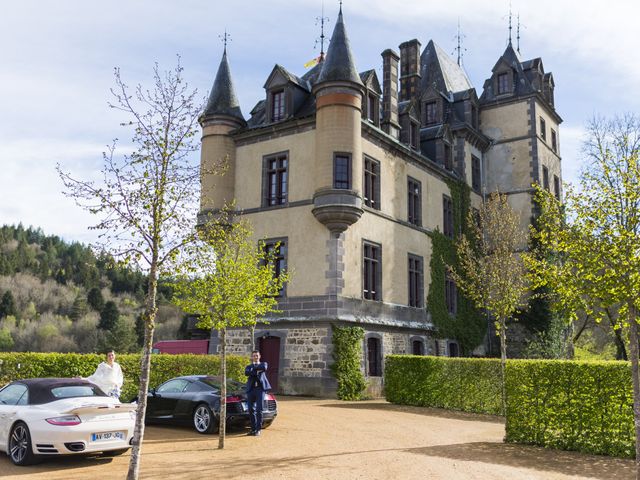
[46,415,81,426]
[226,396,242,403]
[265,394,275,401]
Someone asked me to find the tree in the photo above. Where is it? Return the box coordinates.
[173,216,289,449]
[57,58,207,480]
[99,301,120,330]
[70,295,89,322]
[0,291,17,319]
[87,287,105,312]
[448,192,529,414]
[529,114,640,477]
[98,316,138,353]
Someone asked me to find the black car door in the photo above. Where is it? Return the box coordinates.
[147,379,190,419]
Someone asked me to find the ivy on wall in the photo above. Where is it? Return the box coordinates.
[426,179,486,354]
[330,325,367,400]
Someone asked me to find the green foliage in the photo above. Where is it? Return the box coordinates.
[0,327,14,351]
[70,295,89,322]
[385,355,502,414]
[0,291,17,319]
[99,301,120,330]
[506,359,634,457]
[173,217,289,333]
[330,325,367,400]
[427,180,485,354]
[0,352,247,402]
[523,315,572,359]
[97,317,139,354]
[87,287,105,311]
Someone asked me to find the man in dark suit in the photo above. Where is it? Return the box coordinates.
[245,350,271,436]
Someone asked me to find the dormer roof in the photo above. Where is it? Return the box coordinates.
[420,40,473,96]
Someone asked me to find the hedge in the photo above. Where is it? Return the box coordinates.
[505,359,634,458]
[0,352,247,402]
[385,355,502,415]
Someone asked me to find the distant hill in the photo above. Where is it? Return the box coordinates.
[0,224,183,353]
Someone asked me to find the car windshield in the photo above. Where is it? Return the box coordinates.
[200,378,245,391]
[50,385,106,399]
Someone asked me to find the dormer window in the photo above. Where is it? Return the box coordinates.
[497,72,510,95]
[271,89,285,122]
[410,121,420,150]
[424,101,438,125]
[367,93,379,125]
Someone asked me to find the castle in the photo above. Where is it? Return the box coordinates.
[198,7,562,396]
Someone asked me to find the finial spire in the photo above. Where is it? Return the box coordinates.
[516,13,522,54]
[508,3,513,46]
[315,1,330,61]
[453,18,466,66]
[339,0,343,14]
[219,30,231,54]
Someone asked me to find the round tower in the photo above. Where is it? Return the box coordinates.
[199,49,245,220]
[311,8,364,234]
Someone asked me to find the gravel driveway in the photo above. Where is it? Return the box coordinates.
[1,397,634,479]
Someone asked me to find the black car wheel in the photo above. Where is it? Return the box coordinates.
[9,422,39,466]
[193,403,217,434]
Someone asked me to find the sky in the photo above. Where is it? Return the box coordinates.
[1,0,639,244]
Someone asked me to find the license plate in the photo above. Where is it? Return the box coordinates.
[241,402,248,412]
[91,431,125,442]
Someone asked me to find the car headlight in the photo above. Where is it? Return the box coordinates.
[46,415,82,426]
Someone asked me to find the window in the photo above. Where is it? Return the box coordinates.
[540,117,546,141]
[443,195,454,238]
[408,254,423,308]
[497,72,510,94]
[363,241,381,301]
[367,337,381,376]
[364,157,380,210]
[158,379,190,393]
[445,274,457,315]
[444,143,453,170]
[263,153,288,206]
[412,340,424,355]
[551,129,557,152]
[448,342,459,357]
[0,384,28,406]
[271,89,285,122]
[554,175,561,200]
[264,239,287,297]
[367,93,378,124]
[333,153,351,189]
[471,155,481,192]
[410,121,420,149]
[542,165,550,191]
[407,177,422,226]
[424,101,438,124]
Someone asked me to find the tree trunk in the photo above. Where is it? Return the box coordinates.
[218,327,227,449]
[127,263,158,480]
[499,318,507,417]
[628,303,640,480]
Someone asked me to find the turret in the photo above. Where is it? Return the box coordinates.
[199,48,246,217]
[311,7,364,233]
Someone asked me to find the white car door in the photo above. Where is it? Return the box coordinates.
[0,383,29,449]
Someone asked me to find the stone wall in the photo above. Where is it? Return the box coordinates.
[282,327,331,378]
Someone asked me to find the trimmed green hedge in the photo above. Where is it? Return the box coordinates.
[506,359,634,457]
[0,352,247,402]
[385,355,502,415]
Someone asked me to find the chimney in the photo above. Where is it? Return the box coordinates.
[399,39,421,102]
[381,49,400,139]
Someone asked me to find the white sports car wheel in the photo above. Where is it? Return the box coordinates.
[9,422,39,466]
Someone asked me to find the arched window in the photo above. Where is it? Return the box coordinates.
[412,340,424,356]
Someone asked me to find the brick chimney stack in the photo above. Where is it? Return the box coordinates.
[381,49,400,139]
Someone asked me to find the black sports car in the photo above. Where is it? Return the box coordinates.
[144,375,277,434]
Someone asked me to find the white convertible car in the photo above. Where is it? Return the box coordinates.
[0,378,136,465]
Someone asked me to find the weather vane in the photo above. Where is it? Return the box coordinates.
[219,30,231,53]
[516,13,526,54]
[314,1,330,61]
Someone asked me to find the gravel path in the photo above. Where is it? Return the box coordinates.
[1,397,634,479]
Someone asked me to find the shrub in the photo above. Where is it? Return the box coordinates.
[0,352,247,402]
[505,359,634,457]
[385,355,502,415]
[330,325,367,400]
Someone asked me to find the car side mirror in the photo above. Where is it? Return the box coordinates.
[149,388,156,396]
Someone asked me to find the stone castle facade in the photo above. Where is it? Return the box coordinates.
[198,7,562,396]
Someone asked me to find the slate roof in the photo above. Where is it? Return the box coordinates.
[202,50,245,122]
[316,9,363,86]
[420,40,473,95]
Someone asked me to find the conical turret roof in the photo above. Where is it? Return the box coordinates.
[203,50,244,122]
[317,9,363,86]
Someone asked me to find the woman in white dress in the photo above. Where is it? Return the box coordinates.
[86,349,124,399]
